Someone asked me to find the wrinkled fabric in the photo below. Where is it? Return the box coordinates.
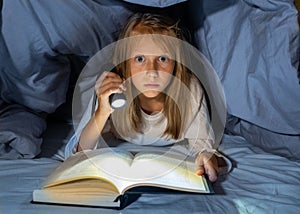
[1,134,300,213]
[193,0,300,135]
[1,0,299,159]
[226,114,300,161]
[0,0,191,159]
[122,0,187,7]
[0,101,47,159]
[0,0,132,113]
[0,0,133,158]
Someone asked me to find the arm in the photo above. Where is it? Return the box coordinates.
[187,98,220,182]
[77,109,110,151]
[185,79,226,182]
[77,71,125,151]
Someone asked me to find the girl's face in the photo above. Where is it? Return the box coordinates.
[129,37,175,98]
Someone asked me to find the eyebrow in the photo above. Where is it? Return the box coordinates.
[131,51,172,57]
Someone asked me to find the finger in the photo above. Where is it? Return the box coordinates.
[120,81,127,91]
[104,71,123,80]
[195,155,205,176]
[100,81,123,92]
[95,72,122,90]
[98,71,121,78]
[95,72,108,90]
[204,162,218,182]
[97,78,124,95]
[97,84,123,99]
[196,165,205,176]
[102,75,123,85]
[195,153,219,181]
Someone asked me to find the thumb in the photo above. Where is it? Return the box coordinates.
[195,155,205,176]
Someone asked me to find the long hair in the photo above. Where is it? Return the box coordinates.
[112,13,196,140]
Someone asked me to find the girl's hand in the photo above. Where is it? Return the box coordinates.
[95,71,125,115]
[195,152,219,182]
[77,71,126,152]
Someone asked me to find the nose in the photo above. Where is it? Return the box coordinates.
[145,59,158,79]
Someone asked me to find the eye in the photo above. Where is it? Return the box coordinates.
[158,55,169,63]
[135,55,145,63]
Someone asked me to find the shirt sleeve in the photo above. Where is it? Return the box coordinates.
[64,134,79,159]
[184,79,215,155]
[64,95,97,159]
[184,79,232,174]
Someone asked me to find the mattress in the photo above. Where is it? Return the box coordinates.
[0,121,299,214]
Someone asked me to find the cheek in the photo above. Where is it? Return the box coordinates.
[162,74,173,86]
[162,62,175,74]
[131,73,143,88]
[160,64,174,80]
[129,62,144,78]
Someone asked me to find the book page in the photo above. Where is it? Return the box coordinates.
[44,149,134,192]
[34,179,120,207]
[44,148,210,195]
[122,151,209,193]
[130,151,188,179]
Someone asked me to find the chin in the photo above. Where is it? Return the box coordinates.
[141,91,161,98]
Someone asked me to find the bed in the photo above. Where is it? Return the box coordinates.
[1,0,299,213]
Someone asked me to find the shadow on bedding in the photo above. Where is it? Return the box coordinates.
[37,120,74,159]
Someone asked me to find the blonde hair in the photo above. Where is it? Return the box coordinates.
[112,13,196,140]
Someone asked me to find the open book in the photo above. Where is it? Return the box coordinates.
[33,148,213,208]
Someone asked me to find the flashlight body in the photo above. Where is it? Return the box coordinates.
[108,66,127,109]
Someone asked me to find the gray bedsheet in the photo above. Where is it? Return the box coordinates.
[0,122,299,214]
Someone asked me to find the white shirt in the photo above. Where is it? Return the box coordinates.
[66,78,217,158]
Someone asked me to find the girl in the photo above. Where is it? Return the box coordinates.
[65,13,230,182]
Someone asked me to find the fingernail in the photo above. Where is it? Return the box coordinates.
[196,170,204,176]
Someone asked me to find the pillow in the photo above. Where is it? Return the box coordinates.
[193,0,300,135]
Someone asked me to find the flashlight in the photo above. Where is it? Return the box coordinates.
[104,64,127,110]
[109,91,126,109]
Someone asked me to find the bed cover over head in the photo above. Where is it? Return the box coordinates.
[1,0,299,159]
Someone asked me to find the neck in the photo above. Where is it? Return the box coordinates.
[138,93,164,115]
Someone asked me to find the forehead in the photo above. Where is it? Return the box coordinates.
[132,38,168,55]
[128,35,175,57]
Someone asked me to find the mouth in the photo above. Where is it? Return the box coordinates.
[144,84,160,88]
